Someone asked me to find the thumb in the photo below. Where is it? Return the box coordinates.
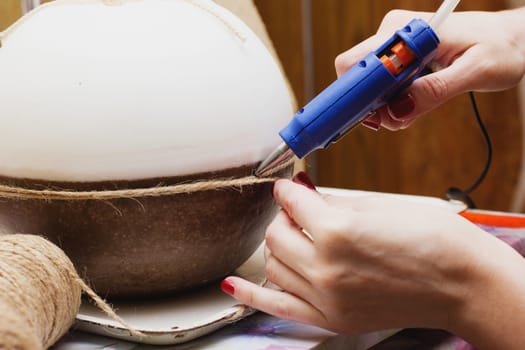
[386,50,481,121]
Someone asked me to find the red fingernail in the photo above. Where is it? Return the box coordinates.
[221,279,235,295]
[388,93,415,120]
[292,171,316,190]
[361,118,380,131]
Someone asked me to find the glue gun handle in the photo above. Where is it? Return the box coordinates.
[278,18,439,159]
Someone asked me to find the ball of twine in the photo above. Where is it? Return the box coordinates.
[0,234,143,349]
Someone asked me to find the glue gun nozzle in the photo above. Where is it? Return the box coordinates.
[255,143,294,177]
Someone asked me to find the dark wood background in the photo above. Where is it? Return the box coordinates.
[255,0,523,212]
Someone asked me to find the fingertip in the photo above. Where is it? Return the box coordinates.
[221,277,273,312]
[273,178,291,199]
[387,92,415,121]
[273,178,316,208]
[361,114,381,131]
[221,276,259,300]
[223,277,322,326]
[370,106,406,131]
[221,277,235,296]
[292,171,317,191]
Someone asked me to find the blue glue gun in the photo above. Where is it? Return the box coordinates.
[255,18,439,176]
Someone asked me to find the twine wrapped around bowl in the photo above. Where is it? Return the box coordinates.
[0,0,294,297]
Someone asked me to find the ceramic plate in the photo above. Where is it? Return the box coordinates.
[74,242,266,346]
[74,188,466,345]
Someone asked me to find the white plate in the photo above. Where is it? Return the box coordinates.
[75,188,466,345]
[75,243,266,346]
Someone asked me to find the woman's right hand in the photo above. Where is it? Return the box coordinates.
[335,8,525,131]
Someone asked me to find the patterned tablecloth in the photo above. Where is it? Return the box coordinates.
[52,209,525,350]
[368,209,525,350]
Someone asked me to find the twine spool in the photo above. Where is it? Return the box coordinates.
[0,234,142,349]
[0,234,80,349]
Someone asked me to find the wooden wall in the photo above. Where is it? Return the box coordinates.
[255,0,523,212]
[0,1,22,30]
[0,0,53,30]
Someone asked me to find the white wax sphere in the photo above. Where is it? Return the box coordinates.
[0,0,293,181]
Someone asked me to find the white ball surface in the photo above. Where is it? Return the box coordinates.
[0,0,293,181]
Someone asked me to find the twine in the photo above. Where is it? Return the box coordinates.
[0,159,294,201]
[0,161,294,348]
[0,234,144,350]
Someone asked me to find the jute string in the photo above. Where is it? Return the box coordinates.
[0,159,294,201]
[0,234,144,350]
[0,161,293,348]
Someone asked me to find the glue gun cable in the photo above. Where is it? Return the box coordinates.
[445,92,492,209]
[464,91,492,196]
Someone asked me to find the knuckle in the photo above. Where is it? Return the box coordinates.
[287,195,302,216]
[382,9,401,22]
[334,53,351,75]
[274,296,293,320]
[380,9,411,28]
[265,224,276,246]
[264,257,278,283]
[418,74,449,103]
[265,213,284,247]
[244,287,257,307]
[311,267,343,290]
[263,245,271,261]
[317,229,342,249]
[479,58,517,87]
[316,217,350,247]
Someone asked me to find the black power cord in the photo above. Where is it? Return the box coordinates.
[445,92,492,208]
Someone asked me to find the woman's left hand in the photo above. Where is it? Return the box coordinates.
[221,176,525,343]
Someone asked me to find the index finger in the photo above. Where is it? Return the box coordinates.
[273,179,328,240]
[335,10,434,77]
[335,34,388,77]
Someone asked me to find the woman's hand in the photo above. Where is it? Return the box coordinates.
[222,177,525,349]
[337,8,525,131]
